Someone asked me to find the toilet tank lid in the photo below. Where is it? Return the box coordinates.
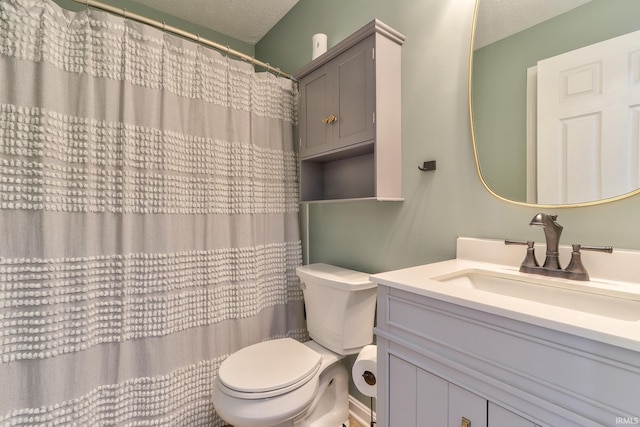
[296,263,375,291]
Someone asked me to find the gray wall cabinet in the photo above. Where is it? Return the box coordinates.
[295,20,404,202]
[298,37,375,159]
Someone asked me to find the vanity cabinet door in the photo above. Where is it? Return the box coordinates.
[488,402,537,427]
[388,355,417,426]
[449,383,487,427]
[388,356,449,426]
[388,354,487,427]
[417,369,448,425]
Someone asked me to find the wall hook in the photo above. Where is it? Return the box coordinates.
[418,160,436,172]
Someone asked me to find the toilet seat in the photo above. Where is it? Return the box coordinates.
[217,338,322,399]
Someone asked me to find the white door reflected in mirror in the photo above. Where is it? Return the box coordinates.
[471,0,640,206]
[530,30,640,204]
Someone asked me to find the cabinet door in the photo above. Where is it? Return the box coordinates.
[417,369,448,426]
[488,402,537,427]
[334,36,375,150]
[449,384,487,427]
[388,355,417,426]
[299,63,334,158]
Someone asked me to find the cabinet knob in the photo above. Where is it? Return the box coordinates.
[461,417,471,427]
[322,115,338,124]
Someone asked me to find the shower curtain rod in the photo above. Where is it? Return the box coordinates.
[70,0,294,80]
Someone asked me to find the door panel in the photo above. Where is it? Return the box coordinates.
[388,355,417,427]
[300,64,333,158]
[537,30,640,204]
[335,37,375,149]
[417,369,448,426]
[448,384,487,427]
[488,402,536,427]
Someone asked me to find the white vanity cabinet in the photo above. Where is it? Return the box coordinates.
[389,353,535,427]
[373,282,640,427]
[489,403,537,427]
[295,20,404,202]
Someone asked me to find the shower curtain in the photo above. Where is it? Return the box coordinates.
[0,0,306,425]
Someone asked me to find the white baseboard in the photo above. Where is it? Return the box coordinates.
[349,395,375,427]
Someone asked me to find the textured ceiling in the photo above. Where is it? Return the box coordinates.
[475,0,591,49]
[129,0,299,45]
[127,0,592,49]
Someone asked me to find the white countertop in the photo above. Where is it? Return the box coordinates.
[370,238,640,353]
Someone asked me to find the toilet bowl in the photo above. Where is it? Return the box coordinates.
[212,339,348,427]
[212,264,377,427]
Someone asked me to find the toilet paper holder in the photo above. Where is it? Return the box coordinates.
[362,370,376,386]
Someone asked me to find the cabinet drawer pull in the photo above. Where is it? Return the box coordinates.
[461,417,471,427]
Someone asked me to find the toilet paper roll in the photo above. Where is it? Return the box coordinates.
[312,33,327,60]
[352,344,377,397]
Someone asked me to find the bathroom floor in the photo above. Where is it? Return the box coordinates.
[349,416,365,427]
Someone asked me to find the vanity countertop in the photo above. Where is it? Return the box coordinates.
[371,238,640,353]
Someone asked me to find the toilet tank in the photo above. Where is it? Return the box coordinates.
[296,263,377,355]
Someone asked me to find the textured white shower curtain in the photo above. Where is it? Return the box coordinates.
[0,0,306,425]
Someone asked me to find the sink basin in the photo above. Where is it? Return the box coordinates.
[371,239,640,353]
[432,269,640,321]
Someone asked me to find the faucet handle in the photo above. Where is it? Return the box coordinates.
[565,244,613,281]
[504,240,539,269]
[504,239,535,248]
[574,244,613,254]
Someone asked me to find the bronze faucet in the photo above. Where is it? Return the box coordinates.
[506,213,612,281]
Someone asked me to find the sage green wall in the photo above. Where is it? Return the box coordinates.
[256,0,640,272]
[257,0,478,274]
[473,0,640,201]
[257,0,640,406]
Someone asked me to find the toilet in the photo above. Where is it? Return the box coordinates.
[212,263,377,427]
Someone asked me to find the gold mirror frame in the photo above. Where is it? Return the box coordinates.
[467,0,640,208]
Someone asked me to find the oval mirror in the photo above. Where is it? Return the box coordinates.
[470,0,640,207]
